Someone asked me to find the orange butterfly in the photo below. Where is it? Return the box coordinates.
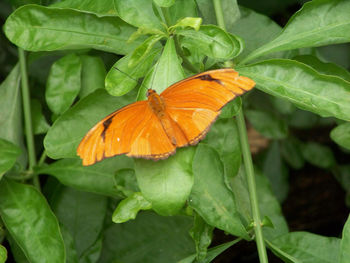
[77,69,255,166]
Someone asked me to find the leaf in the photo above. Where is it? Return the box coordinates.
[36,157,134,196]
[51,0,118,17]
[79,55,106,99]
[99,211,195,263]
[280,137,305,169]
[106,47,160,97]
[4,5,142,54]
[46,54,81,115]
[220,97,242,118]
[0,178,65,263]
[44,88,135,159]
[114,168,140,197]
[114,0,164,31]
[0,245,7,263]
[288,108,319,129]
[112,192,152,223]
[340,214,350,263]
[135,148,195,216]
[153,0,175,7]
[0,139,21,178]
[189,144,248,239]
[246,110,288,139]
[169,17,202,32]
[178,25,242,60]
[302,142,336,169]
[31,99,50,135]
[330,122,350,150]
[59,225,79,263]
[168,0,198,26]
[270,232,340,263]
[49,186,107,261]
[242,0,350,63]
[238,59,350,121]
[137,37,185,100]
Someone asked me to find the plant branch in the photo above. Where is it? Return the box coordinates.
[212,0,268,262]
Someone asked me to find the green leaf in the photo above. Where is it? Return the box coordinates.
[153,0,175,7]
[137,37,185,100]
[238,59,350,121]
[242,0,350,63]
[106,47,160,96]
[0,139,21,178]
[99,211,195,263]
[50,186,107,261]
[178,25,242,60]
[5,234,28,263]
[302,142,336,169]
[59,225,79,263]
[44,88,135,159]
[288,109,319,129]
[135,148,195,216]
[270,232,340,263]
[219,98,242,118]
[190,144,248,239]
[293,55,350,82]
[36,157,133,196]
[246,110,288,139]
[31,99,50,135]
[330,122,350,150]
[168,0,198,26]
[80,55,106,99]
[112,192,152,223]
[51,0,118,17]
[46,54,81,115]
[169,17,202,32]
[0,178,65,263]
[4,5,142,54]
[0,245,7,263]
[0,64,26,167]
[340,214,350,263]
[115,168,140,197]
[280,137,305,169]
[114,0,164,31]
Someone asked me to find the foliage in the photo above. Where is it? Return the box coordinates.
[0,0,350,262]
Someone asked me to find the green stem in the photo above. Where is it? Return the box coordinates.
[18,48,40,190]
[38,150,47,166]
[212,1,268,262]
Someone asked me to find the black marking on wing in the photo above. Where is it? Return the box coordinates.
[196,74,223,85]
[101,117,113,141]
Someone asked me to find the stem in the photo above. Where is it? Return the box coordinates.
[18,48,40,190]
[212,1,268,262]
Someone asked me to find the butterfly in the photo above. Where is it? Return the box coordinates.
[77,68,255,166]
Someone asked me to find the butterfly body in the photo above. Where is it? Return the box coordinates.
[77,69,255,165]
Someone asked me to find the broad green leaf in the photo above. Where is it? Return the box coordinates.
[112,192,152,223]
[135,148,195,215]
[190,144,248,239]
[99,211,195,263]
[168,0,197,25]
[106,47,160,96]
[51,0,118,17]
[302,142,336,169]
[220,98,242,119]
[246,110,288,139]
[4,5,142,54]
[242,0,350,63]
[266,239,301,263]
[178,25,242,60]
[153,0,175,7]
[189,213,214,261]
[114,168,140,197]
[0,139,21,178]
[114,0,164,31]
[31,99,50,135]
[44,89,135,159]
[293,55,350,82]
[0,64,26,167]
[0,245,7,263]
[270,232,340,263]
[59,225,79,263]
[330,122,350,150]
[340,214,350,263]
[46,53,82,115]
[169,17,202,32]
[0,178,65,263]
[80,55,106,98]
[36,157,133,196]
[280,137,305,169]
[50,186,107,261]
[137,37,185,100]
[288,109,319,129]
[5,234,28,263]
[270,96,296,115]
[238,59,350,121]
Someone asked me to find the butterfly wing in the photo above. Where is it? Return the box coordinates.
[77,101,176,165]
[161,69,255,146]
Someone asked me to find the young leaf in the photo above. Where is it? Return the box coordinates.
[242,0,350,63]
[0,178,65,263]
[190,144,248,239]
[330,122,350,150]
[46,53,82,115]
[302,142,336,169]
[4,5,142,54]
[0,245,7,263]
[0,139,21,178]
[112,192,152,223]
[238,59,350,121]
[153,0,175,7]
[134,148,195,216]
[31,99,50,135]
[168,0,198,25]
[340,214,350,263]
